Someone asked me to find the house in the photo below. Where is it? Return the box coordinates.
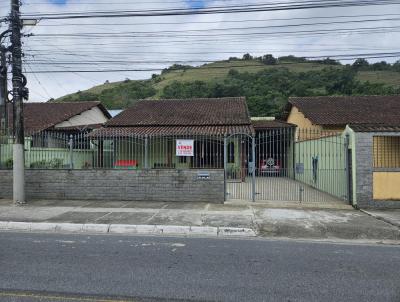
[283,95,400,209]
[5,101,110,145]
[345,124,400,209]
[284,95,400,131]
[19,101,110,134]
[92,97,254,170]
[0,101,111,169]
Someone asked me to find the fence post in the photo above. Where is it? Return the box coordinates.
[223,134,227,202]
[69,134,73,170]
[344,134,352,204]
[144,135,149,169]
[252,135,256,202]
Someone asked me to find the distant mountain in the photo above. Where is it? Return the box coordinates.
[53,55,400,117]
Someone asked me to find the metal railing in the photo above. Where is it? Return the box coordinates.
[0,130,226,170]
[0,127,351,203]
[373,135,400,169]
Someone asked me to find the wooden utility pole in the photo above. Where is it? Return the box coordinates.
[11,0,25,204]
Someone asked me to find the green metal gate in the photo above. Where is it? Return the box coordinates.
[225,128,351,204]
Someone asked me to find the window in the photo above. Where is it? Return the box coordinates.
[373,136,400,168]
[228,142,235,163]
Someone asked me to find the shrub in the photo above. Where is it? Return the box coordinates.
[5,158,13,169]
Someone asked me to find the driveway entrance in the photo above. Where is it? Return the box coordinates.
[227,177,346,203]
[225,128,351,204]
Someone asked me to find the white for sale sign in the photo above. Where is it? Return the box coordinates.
[176,139,194,156]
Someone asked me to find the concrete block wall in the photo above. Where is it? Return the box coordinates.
[355,132,400,209]
[0,169,224,203]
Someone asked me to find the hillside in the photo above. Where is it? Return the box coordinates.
[54,55,400,117]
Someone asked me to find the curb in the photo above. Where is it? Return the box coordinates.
[360,210,400,228]
[0,221,257,238]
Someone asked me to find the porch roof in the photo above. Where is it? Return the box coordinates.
[349,124,400,132]
[90,125,254,137]
[252,119,295,130]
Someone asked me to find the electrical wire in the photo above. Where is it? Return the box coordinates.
[22,0,400,20]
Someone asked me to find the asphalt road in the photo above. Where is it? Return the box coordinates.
[0,232,399,302]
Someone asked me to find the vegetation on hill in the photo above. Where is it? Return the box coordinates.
[54,55,400,117]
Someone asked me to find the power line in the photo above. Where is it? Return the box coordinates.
[30,25,400,39]
[19,52,400,73]
[33,13,400,28]
[22,1,400,20]
[28,17,400,36]
[22,51,400,65]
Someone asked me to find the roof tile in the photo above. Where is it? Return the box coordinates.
[106,97,250,127]
[7,101,110,133]
[287,95,400,126]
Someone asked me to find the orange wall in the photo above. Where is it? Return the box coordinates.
[373,172,400,200]
[287,106,344,140]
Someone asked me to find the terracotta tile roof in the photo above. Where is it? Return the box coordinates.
[7,101,111,134]
[252,119,295,130]
[91,125,254,137]
[106,97,251,127]
[285,95,400,126]
[349,124,400,132]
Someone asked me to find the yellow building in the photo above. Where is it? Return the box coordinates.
[283,96,400,209]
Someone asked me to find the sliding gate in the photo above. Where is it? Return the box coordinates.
[225,128,351,203]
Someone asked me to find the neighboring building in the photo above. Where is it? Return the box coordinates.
[0,102,111,169]
[283,95,400,209]
[345,124,400,208]
[20,101,111,134]
[284,95,400,131]
[6,101,111,147]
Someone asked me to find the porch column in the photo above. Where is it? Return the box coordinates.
[252,136,256,202]
[144,135,149,169]
[223,134,227,202]
[97,140,104,168]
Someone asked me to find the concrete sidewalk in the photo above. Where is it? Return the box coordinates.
[0,199,399,242]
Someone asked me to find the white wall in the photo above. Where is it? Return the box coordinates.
[55,107,108,128]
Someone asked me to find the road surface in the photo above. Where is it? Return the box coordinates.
[0,232,399,301]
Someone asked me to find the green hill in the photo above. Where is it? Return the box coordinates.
[54,55,400,117]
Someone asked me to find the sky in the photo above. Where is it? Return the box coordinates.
[0,0,399,103]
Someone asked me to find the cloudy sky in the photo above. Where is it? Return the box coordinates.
[0,0,399,103]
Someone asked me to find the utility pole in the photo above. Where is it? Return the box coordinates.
[0,28,11,140]
[11,0,25,204]
[0,47,7,136]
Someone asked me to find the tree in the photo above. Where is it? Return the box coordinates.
[372,61,389,71]
[242,53,253,60]
[260,54,277,65]
[393,60,400,72]
[352,58,369,69]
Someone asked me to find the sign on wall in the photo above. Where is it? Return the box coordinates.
[176,139,194,157]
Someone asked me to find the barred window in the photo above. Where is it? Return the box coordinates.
[373,136,400,168]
